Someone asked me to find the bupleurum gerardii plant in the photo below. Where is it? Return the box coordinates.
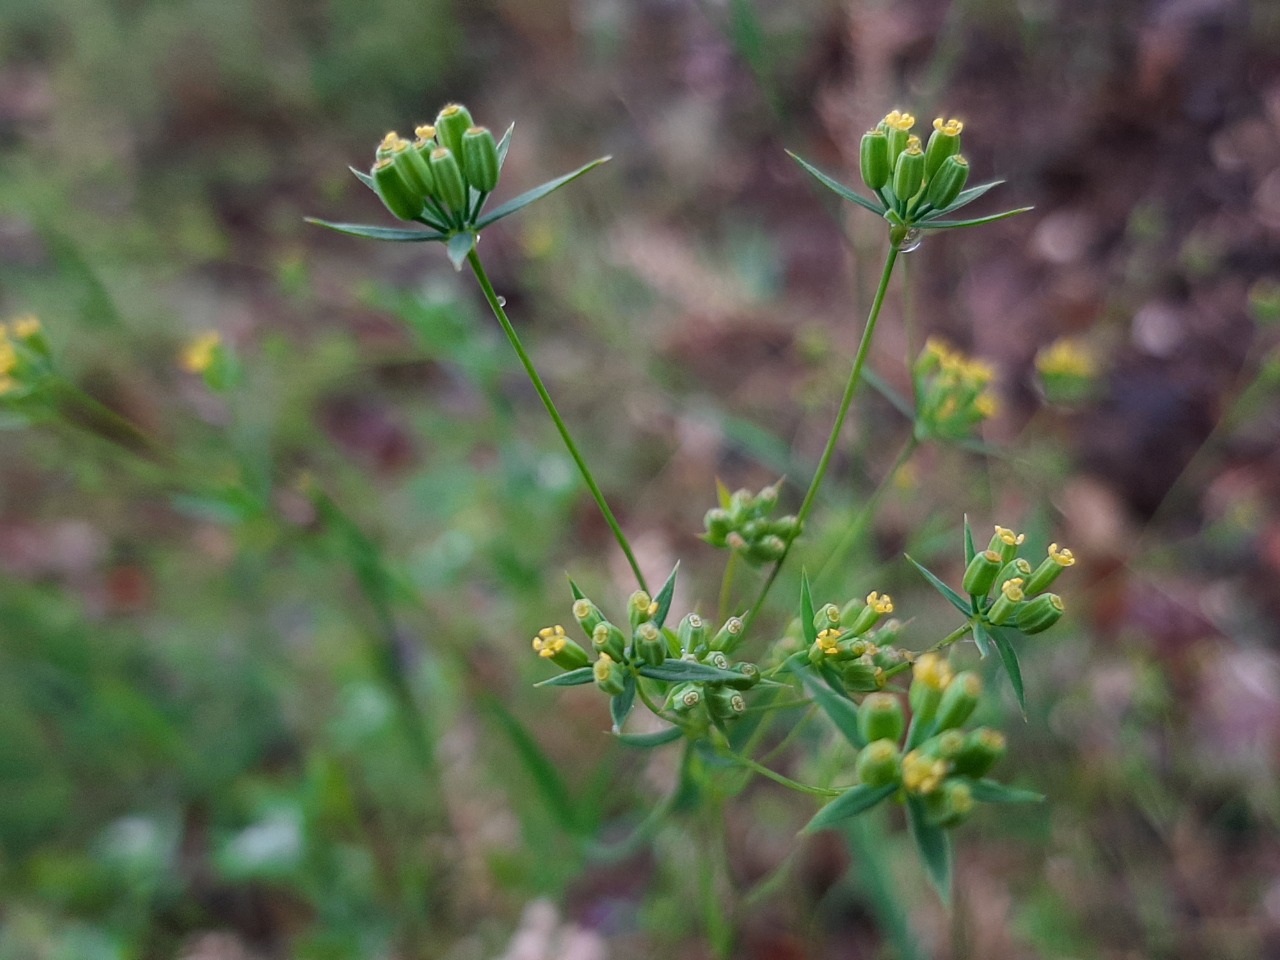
[306,104,1067,902]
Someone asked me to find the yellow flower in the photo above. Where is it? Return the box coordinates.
[994,525,1025,547]
[1048,543,1075,567]
[866,591,893,615]
[181,331,222,374]
[932,117,964,136]
[1035,338,1097,379]
[912,653,953,691]
[883,110,916,131]
[902,750,948,794]
[532,625,568,659]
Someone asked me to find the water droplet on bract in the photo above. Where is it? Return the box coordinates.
[899,228,923,253]
[497,296,507,307]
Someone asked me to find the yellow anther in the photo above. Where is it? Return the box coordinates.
[647,601,658,617]
[439,103,464,117]
[994,525,1025,547]
[180,331,221,374]
[867,592,894,614]
[903,141,923,156]
[906,134,922,150]
[902,750,948,794]
[1036,338,1097,378]
[913,653,953,691]
[883,110,915,131]
[379,132,409,153]
[933,117,964,136]
[414,125,436,140]
[1001,578,1025,602]
[1049,543,1076,566]
[817,628,842,653]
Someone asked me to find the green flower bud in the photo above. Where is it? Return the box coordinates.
[881,109,916,165]
[725,662,761,690]
[986,578,1024,626]
[702,650,731,672]
[997,558,1033,591]
[924,778,974,828]
[848,592,894,636]
[813,603,842,633]
[908,653,953,726]
[391,141,434,202]
[635,621,666,666]
[951,727,1006,778]
[746,534,786,564]
[572,598,605,636]
[768,515,802,542]
[988,525,1025,564]
[860,129,891,191]
[591,621,626,662]
[728,488,755,523]
[677,613,707,654]
[709,616,744,653]
[531,625,589,671]
[925,154,969,209]
[923,117,964,179]
[429,147,468,213]
[962,549,1003,597]
[372,159,422,221]
[1015,593,1064,634]
[434,103,475,158]
[707,686,746,720]
[871,644,905,670]
[935,671,982,731]
[842,660,885,692]
[892,142,926,204]
[461,126,500,193]
[593,653,626,696]
[668,682,702,714]
[1025,544,1075,595]
[858,692,906,745]
[740,519,764,541]
[703,507,733,546]
[756,482,780,515]
[922,729,966,760]
[856,739,902,787]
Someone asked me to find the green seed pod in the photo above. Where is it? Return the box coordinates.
[740,519,764,541]
[429,147,468,213]
[677,613,707,654]
[842,660,885,692]
[635,621,666,666]
[860,129,891,191]
[988,526,1025,564]
[462,126,500,193]
[668,682,703,714]
[391,142,434,201]
[924,117,964,180]
[813,603,841,633]
[924,778,974,828]
[892,143,926,203]
[922,728,966,760]
[531,625,589,671]
[725,662,760,690]
[1015,593,1065,634]
[935,671,982,731]
[1025,544,1075,595]
[709,616,744,653]
[856,739,902,787]
[434,103,475,158]
[996,558,1033,590]
[925,154,969,209]
[858,692,906,745]
[951,727,1006,778]
[593,654,626,696]
[986,578,1024,626]
[848,592,894,635]
[769,515,802,542]
[707,686,746,720]
[701,650,731,672]
[591,621,626,662]
[703,508,733,546]
[746,534,786,564]
[572,598,605,637]
[962,549,1003,596]
[372,159,422,221]
[871,644,905,670]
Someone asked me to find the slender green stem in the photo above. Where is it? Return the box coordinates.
[923,620,975,655]
[467,248,648,592]
[723,750,840,798]
[634,677,671,720]
[743,244,901,629]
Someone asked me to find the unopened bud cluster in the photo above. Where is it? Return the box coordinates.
[962,526,1074,635]
[861,111,970,231]
[913,338,999,441]
[852,655,1007,828]
[805,591,903,693]
[703,482,801,566]
[370,103,500,228]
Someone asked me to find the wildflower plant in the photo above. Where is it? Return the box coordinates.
[307,105,1067,907]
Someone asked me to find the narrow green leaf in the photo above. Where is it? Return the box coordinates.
[716,477,732,510]
[480,695,580,832]
[534,667,595,688]
[970,619,992,659]
[963,515,975,566]
[495,122,515,169]
[904,555,971,615]
[796,666,864,749]
[638,660,740,683]
[305,218,446,242]
[473,157,611,230]
[616,725,685,748]
[906,796,952,903]
[611,673,636,733]
[800,571,818,648]
[786,151,886,216]
[568,576,586,602]
[652,561,680,629]
[804,783,898,833]
[904,712,935,752]
[447,230,476,270]
[862,367,916,421]
[920,179,1003,218]
[967,778,1044,804]
[920,207,1033,230]
[988,626,1026,712]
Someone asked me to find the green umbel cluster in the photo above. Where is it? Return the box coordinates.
[370,103,500,228]
[702,482,801,566]
[912,338,1000,442]
[961,526,1073,635]
[804,591,902,693]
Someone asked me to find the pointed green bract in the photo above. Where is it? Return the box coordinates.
[304,218,445,242]
[804,783,898,833]
[473,157,611,230]
[907,796,953,903]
